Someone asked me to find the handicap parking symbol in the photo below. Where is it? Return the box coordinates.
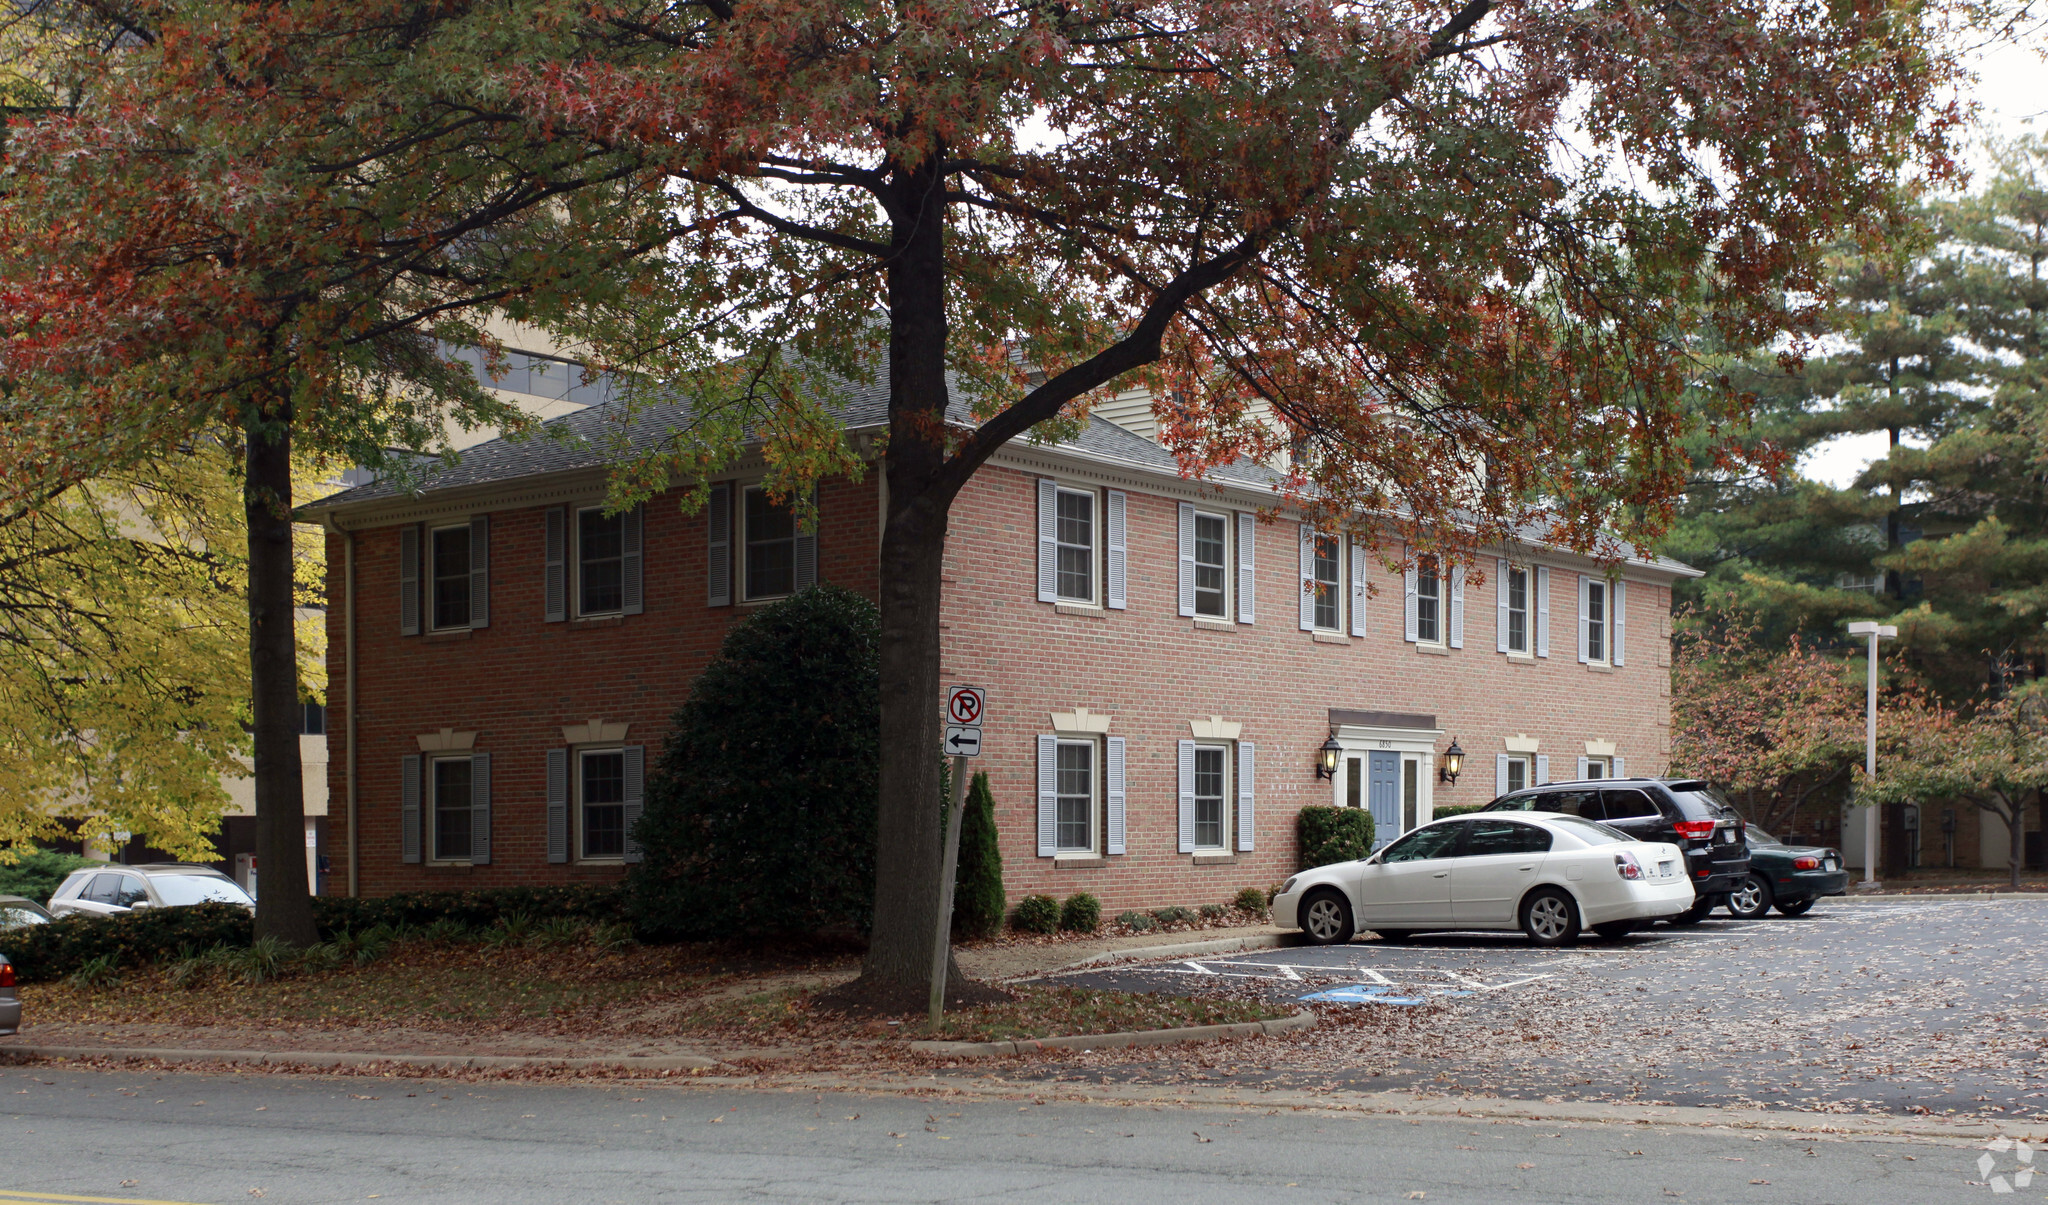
[1300,984,1475,1007]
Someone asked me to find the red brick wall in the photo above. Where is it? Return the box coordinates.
[325,460,1677,913]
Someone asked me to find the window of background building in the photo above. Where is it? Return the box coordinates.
[1313,535,1341,630]
[1055,739,1095,852]
[580,749,626,859]
[743,487,798,599]
[1055,489,1095,602]
[578,508,625,616]
[1193,511,1229,618]
[432,756,472,862]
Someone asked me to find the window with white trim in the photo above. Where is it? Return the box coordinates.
[1586,579,1608,664]
[431,756,473,862]
[429,525,472,630]
[1055,488,1096,603]
[1415,556,1443,645]
[1583,756,1610,780]
[579,748,627,860]
[1054,738,1097,853]
[743,486,798,600]
[1504,754,1530,794]
[1193,511,1229,619]
[577,507,626,616]
[1312,534,1341,630]
[1505,564,1529,654]
[1192,743,1231,850]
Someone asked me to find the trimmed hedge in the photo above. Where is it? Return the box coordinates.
[0,884,629,984]
[1430,804,1486,819]
[1298,806,1375,869]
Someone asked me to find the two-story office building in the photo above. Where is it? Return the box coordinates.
[304,381,1699,910]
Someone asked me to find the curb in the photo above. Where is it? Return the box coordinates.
[0,1044,720,1073]
[1049,932,1295,975]
[907,1009,1315,1059]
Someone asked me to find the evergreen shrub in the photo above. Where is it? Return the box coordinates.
[1232,886,1269,915]
[951,773,1006,940]
[1011,894,1059,934]
[1059,892,1101,932]
[1298,806,1375,869]
[0,847,97,904]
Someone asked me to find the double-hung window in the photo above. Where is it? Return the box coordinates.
[1585,579,1608,664]
[580,749,627,860]
[1054,739,1096,853]
[1055,488,1095,603]
[1193,511,1229,618]
[1504,754,1530,794]
[743,487,798,600]
[1505,565,1529,654]
[430,525,472,629]
[431,756,473,862]
[1192,744,1229,850]
[1312,535,1341,630]
[1415,557,1443,645]
[578,507,626,616]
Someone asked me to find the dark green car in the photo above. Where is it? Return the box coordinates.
[1724,825,1849,918]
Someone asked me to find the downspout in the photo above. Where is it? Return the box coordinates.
[345,526,359,897]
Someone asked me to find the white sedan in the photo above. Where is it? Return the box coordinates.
[1273,812,1695,946]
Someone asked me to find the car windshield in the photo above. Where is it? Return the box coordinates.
[1545,816,1634,846]
[0,905,48,928]
[149,874,252,906]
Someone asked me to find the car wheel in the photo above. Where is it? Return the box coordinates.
[1591,920,1636,939]
[1725,874,1773,920]
[1775,897,1816,917]
[1299,890,1355,945]
[1520,888,1580,947]
[1665,896,1715,926]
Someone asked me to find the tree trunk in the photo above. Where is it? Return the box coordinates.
[245,404,318,947]
[2010,805,2025,891]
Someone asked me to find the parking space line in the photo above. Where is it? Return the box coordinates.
[0,1191,220,1205]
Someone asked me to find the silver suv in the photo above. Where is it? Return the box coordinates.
[47,863,254,918]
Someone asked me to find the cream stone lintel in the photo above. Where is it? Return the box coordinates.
[1504,733,1541,754]
[1584,738,1617,757]
[563,719,631,744]
[1189,716,1243,741]
[417,729,477,753]
[1050,707,1113,735]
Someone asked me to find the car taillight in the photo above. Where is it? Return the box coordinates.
[1614,851,1644,880]
[1673,820,1716,840]
[1793,855,1821,871]
[0,963,14,988]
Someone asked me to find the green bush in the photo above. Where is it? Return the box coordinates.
[1151,905,1194,926]
[0,901,253,983]
[1199,903,1226,920]
[0,847,97,904]
[630,585,879,941]
[951,773,1006,941]
[1011,894,1060,934]
[1116,910,1155,931]
[1430,804,1486,819]
[1298,806,1375,869]
[311,884,627,935]
[1232,886,1269,915]
[1059,892,1101,933]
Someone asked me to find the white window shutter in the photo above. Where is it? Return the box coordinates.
[398,525,421,636]
[707,483,732,606]
[1403,551,1419,643]
[469,516,490,629]
[1495,558,1510,653]
[1577,755,1591,780]
[1448,565,1465,648]
[400,754,421,864]
[1036,479,1058,604]
[1236,511,1256,624]
[793,490,818,592]
[1177,502,1196,617]
[1535,566,1550,658]
[469,752,492,866]
[1236,741,1256,852]
[1577,574,1592,664]
[1496,753,1510,795]
[1612,579,1626,666]
[621,744,645,863]
[1535,754,1550,785]
[1296,524,1315,631]
[1349,541,1368,637]
[1105,490,1128,610]
[1177,740,1197,853]
[621,504,645,615]
[1612,756,1626,779]
[1036,735,1058,856]
[543,507,567,623]
[545,749,569,864]
[1106,736,1127,855]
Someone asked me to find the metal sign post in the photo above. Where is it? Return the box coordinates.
[929,686,982,1031]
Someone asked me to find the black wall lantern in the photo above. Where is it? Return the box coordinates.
[1439,737,1465,784]
[1316,734,1343,780]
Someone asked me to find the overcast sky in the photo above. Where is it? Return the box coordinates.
[1797,22,2046,489]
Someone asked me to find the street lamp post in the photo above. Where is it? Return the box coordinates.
[1847,620,1898,885]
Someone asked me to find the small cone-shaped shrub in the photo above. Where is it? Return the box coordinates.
[951,772,1006,940]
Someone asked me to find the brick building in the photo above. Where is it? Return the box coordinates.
[304,386,1700,910]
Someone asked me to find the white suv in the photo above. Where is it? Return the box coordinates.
[47,863,254,918]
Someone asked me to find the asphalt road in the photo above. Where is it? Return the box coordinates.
[0,1068,2001,1204]
[1040,898,2048,1117]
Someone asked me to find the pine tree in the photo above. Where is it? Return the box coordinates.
[950,773,1005,942]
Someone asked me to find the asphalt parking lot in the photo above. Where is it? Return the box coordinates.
[1036,898,2048,1118]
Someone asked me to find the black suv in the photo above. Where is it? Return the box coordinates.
[1482,778,1750,923]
